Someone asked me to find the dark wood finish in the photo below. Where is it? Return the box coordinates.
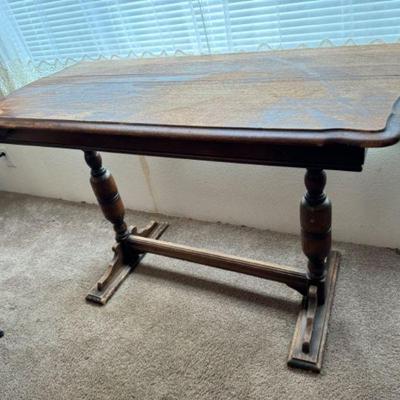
[0,45,400,173]
[288,251,340,372]
[302,285,318,354]
[84,151,171,305]
[126,234,308,294]
[4,45,398,131]
[301,169,331,304]
[84,151,130,241]
[3,45,396,371]
[86,221,169,305]
[0,120,366,170]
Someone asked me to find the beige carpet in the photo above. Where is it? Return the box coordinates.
[0,191,399,400]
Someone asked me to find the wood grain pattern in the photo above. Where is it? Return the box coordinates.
[126,234,308,294]
[84,150,130,241]
[0,44,400,151]
[86,221,169,305]
[288,251,340,372]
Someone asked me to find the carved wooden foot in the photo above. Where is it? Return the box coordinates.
[0,329,4,338]
[288,169,339,372]
[288,251,340,372]
[86,221,168,305]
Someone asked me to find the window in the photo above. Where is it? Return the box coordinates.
[1,0,400,94]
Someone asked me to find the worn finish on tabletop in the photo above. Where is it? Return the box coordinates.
[1,44,400,132]
[0,45,399,163]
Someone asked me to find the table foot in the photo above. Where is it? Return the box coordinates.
[86,220,168,305]
[0,329,3,338]
[287,251,340,372]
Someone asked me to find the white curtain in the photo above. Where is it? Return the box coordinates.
[0,2,33,94]
[1,0,400,95]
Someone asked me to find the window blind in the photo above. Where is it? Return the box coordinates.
[1,0,400,93]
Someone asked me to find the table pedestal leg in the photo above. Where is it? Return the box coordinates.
[83,151,168,304]
[82,155,339,370]
[288,169,340,372]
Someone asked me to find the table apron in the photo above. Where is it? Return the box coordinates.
[0,133,365,171]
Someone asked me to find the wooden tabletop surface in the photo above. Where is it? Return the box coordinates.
[0,44,400,148]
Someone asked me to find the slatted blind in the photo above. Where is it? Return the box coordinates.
[5,0,400,63]
[1,0,400,93]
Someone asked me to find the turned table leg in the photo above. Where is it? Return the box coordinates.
[288,168,340,372]
[81,155,339,370]
[83,151,168,304]
[301,169,331,304]
[84,151,130,242]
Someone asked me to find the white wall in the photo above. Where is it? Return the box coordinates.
[0,143,399,248]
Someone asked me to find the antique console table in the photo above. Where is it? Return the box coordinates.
[0,44,399,372]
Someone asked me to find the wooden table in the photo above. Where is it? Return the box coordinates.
[1,44,399,372]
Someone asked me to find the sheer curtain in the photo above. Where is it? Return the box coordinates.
[1,0,400,95]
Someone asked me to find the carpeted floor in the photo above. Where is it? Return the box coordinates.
[0,191,399,400]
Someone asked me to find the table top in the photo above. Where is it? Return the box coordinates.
[0,44,399,149]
